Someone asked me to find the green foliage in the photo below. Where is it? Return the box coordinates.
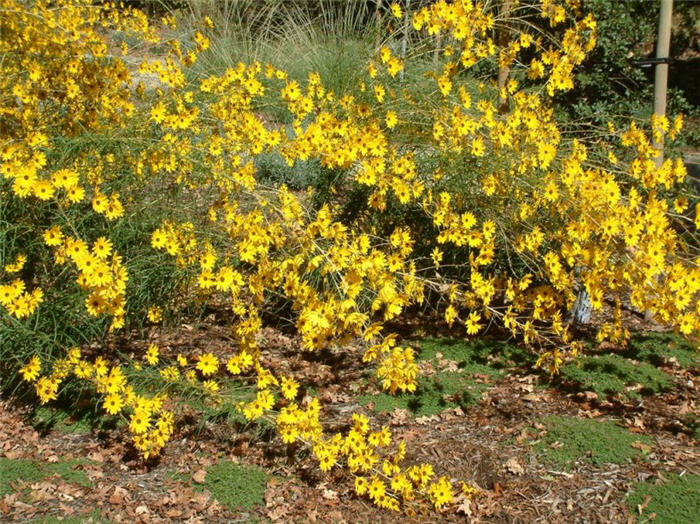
[531,416,652,469]
[627,474,700,524]
[26,510,109,524]
[0,147,193,395]
[0,457,92,496]
[31,406,95,435]
[196,461,269,510]
[418,337,534,370]
[45,459,93,487]
[180,0,378,98]
[625,332,700,369]
[559,354,673,399]
[559,0,699,146]
[0,458,45,496]
[358,337,520,416]
[255,152,321,190]
[359,372,491,417]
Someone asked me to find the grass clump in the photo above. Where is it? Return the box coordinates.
[359,371,489,417]
[359,337,526,416]
[625,332,699,369]
[559,354,673,399]
[531,416,652,469]
[627,474,700,524]
[197,461,269,511]
[26,509,109,524]
[418,337,534,370]
[31,406,96,435]
[0,457,92,496]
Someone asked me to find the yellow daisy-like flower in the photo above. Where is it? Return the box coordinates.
[92,237,113,260]
[129,411,149,434]
[385,110,397,129]
[145,343,159,365]
[196,352,218,376]
[103,393,124,415]
[147,306,163,323]
[20,356,41,382]
[43,226,64,247]
[280,376,299,400]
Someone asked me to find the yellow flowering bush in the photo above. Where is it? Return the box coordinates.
[1,0,698,514]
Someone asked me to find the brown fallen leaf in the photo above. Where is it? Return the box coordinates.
[631,441,653,453]
[321,487,338,501]
[266,504,289,521]
[522,392,541,402]
[455,495,473,517]
[192,469,207,484]
[637,494,652,514]
[505,457,524,476]
[108,486,128,505]
[415,414,440,425]
[389,408,409,426]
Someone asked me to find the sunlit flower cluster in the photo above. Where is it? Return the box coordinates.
[2,0,698,514]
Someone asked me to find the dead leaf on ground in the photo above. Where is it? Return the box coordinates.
[631,441,653,453]
[192,469,207,484]
[455,495,473,517]
[505,457,524,476]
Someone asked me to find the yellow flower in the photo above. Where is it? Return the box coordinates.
[280,376,299,400]
[147,306,163,323]
[20,356,41,382]
[145,343,159,365]
[203,379,219,394]
[43,226,64,247]
[103,393,124,415]
[196,352,218,376]
[4,254,26,273]
[385,110,397,129]
[35,376,59,404]
[129,411,149,434]
[428,476,454,508]
[92,237,113,259]
[32,179,54,200]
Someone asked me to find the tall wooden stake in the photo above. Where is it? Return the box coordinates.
[653,0,673,169]
[497,0,512,114]
[374,0,383,49]
[645,0,673,322]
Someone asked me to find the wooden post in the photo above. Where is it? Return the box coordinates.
[400,1,409,82]
[653,0,673,169]
[645,0,673,322]
[374,0,383,49]
[433,32,443,67]
[497,0,512,114]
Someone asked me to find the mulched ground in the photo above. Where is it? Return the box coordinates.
[1,318,698,523]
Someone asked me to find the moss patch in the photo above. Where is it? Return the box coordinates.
[418,336,533,370]
[531,416,652,469]
[359,337,522,417]
[625,332,699,369]
[196,461,269,511]
[627,474,700,523]
[0,457,92,496]
[31,406,101,435]
[559,354,672,399]
[26,509,110,524]
[359,371,489,417]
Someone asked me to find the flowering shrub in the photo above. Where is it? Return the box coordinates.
[1,0,698,514]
